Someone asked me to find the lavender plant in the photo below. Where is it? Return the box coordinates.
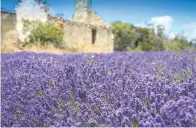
[1,52,196,127]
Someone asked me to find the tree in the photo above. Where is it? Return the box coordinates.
[111,21,192,52]
[189,39,196,47]
[135,26,165,51]
[174,33,190,51]
[157,25,164,38]
[112,21,136,51]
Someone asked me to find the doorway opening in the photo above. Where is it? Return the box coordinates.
[92,29,97,44]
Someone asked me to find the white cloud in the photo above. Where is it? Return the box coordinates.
[168,32,177,39]
[134,21,148,28]
[148,16,173,35]
[134,16,174,37]
[182,23,196,41]
[135,16,196,41]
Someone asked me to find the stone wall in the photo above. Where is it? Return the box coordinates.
[72,0,107,27]
[1,11,16,43]
[63,21,114,52]
[16,0,49,42]
[1,0,114,53]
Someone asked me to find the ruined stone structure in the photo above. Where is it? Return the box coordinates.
[72,0,106,26]
[64,0,114,52]
[16,0,49,42]
[1,0,114,53]
[1,9,17,43]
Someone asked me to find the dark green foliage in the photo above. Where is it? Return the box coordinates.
[189,39,196,47]
[111,21,194,52]
[140,42,153,51]
[112,21,136,51]
[173,34,190,51]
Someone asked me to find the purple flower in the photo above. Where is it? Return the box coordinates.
[1,52,196,127]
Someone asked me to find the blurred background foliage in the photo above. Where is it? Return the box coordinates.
[4,19,195,53]
[112,21,196,52]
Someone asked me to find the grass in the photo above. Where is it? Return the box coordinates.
[1,42,111,54]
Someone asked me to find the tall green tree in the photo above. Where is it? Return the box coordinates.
[111,21,192,52]
[112,21,136,51]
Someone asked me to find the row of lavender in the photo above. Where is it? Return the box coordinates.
[1,52,196,127]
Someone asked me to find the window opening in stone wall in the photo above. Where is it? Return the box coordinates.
[92,29,97,44]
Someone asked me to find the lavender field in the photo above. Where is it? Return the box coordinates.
[1,52,196,127]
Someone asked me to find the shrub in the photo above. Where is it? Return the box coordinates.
[23,20,64,47]
[140,41,153,51]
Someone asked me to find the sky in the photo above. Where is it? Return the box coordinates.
[1,0,196,40]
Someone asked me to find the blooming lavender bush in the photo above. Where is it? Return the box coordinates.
[1,52,196,127]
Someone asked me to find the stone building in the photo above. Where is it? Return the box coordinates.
[16,0,49,42]
[1,0,114,53]
[64,0,114,52]
[1,9,17,43]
